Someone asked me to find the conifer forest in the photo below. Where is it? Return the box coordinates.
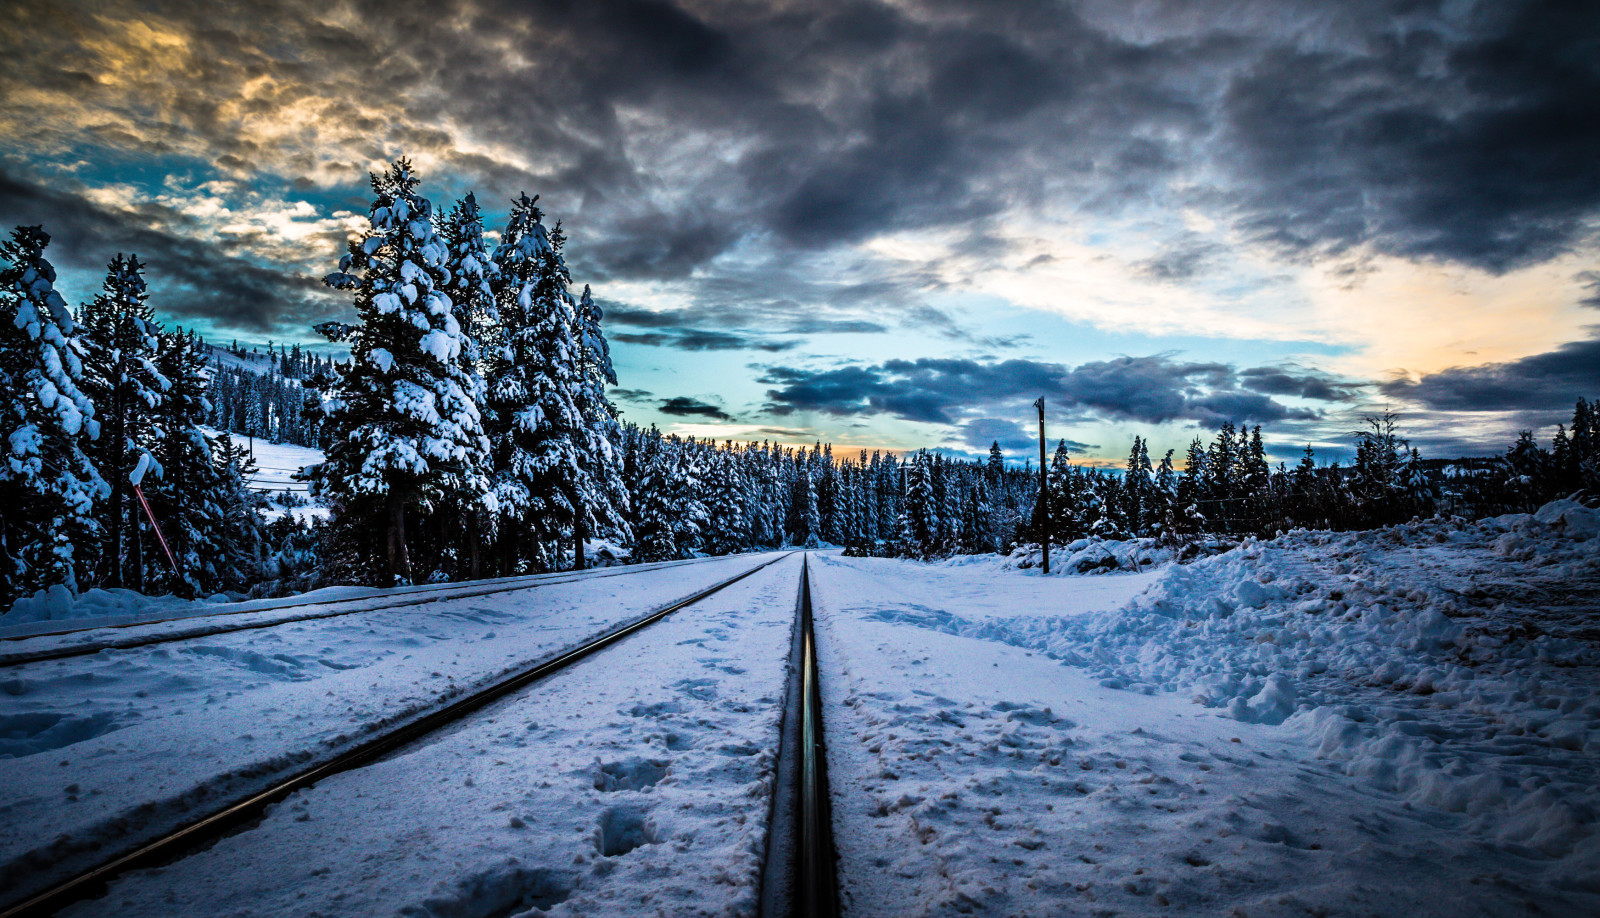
[3,159,1597,608]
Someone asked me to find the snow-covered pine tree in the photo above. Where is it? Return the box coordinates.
[1153,448,1178,539]
[1177,436,1208,534]
[897,450,937,558]
[959,480,992,554]
[209,430,267,591]
[631,442,679,563]
[483,192,592,573]
[79,253,170,590]
[799,468,822,548]
[1399,447,1435,517]
[0,227,108,604]
[668,438,710,554]
[1122,436,1150,535]
[150,329,219,596]
[1044,440,1076,542]
[314,159,492,585]
[702,448,747,555]
[438,192,500,577]
[572,283,630,563]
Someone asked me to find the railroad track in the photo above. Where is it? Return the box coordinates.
[0,551,806,918]
[0,554,753,668]
[761,553,842,918]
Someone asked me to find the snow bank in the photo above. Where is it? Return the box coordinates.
[1001,535,1236,576]
[903,501,1600,887]
[0,586,207,626]
[0,583,383,631]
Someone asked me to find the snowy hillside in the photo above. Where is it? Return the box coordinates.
[202,428,328,523]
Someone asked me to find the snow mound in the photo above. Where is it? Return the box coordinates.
[1,586,188,626]
[898,501,1600,885]
[1002,536,1233,575]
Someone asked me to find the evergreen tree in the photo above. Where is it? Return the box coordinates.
[210,431,268,591]
[438,192,500,576]
[1177,437,1208,534]
[313,159,492,585]
[1152,449,1178,538]
[150,330,219,596]
[572,283,630,559]
[666,438,710,555]
[631,446,679,563]
[702,449,748,555]
[0,227,107,603]
[481,192,590,572]
[79,253,169,590]
[897,451,937,558]
[1044,440,1076,541]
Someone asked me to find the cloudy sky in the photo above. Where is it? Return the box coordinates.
[3,0,1597,464]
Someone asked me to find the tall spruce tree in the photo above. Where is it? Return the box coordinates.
[314,159,492,585]
[572,283,630,560]
[0,227,107,603]
[150,329,219,596]
[79,253,169,590]
[438,192,500,577]
[485,193,587,573]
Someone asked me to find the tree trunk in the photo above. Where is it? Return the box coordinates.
[501,521,519,578]
[107,390,126,589]
[574,503,586,571]
[467,508,481,580]
[130,509,143,593]
[386,489,411,586]
[439,511,450,580]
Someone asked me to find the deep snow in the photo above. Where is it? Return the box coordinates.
[50,553,806,917]
[0,553,786,907]
[1,501,1594,917]
[808,499,1599,916]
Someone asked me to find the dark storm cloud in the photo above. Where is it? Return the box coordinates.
[0,169,336,332]
[4,0,1598,343]
[1578,271,1600,308]
[609,387,655,401]
[1380,334,1600,412]
[1239,366,1364,402]
[658,396,734,421]
[761,354,1326,428]
[604,304,887,336]
[1221,0,1600,271]
[611,328,797,352]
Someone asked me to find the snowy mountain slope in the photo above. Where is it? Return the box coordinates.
[808,500,1600,915]
[204,343,295,377]
[0,554,782,907]
[206,427,328,522]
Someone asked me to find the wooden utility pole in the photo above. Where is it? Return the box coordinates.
[1035,397,1050,575]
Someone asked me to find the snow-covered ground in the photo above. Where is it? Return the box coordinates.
[204,428,328,523]
[3,501,1595,917]
[809,500,1599,916]
[0,552,787,907]
[52,552,805,917]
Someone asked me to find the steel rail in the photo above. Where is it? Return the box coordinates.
[0,555,745,667]
[0,551,797,918]
[1,555,712,642]
[796,554,841,917]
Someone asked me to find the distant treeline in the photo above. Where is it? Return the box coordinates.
[7,151,1595,603]
[206,342,335,449]
[593,401,1599,564]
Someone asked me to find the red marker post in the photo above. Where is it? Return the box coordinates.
[132,483,180,581]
